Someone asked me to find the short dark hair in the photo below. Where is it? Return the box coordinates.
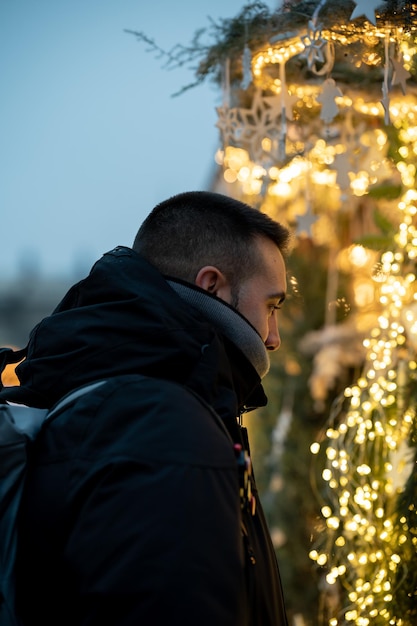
[133,191,291,288]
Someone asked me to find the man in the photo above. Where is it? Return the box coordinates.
[6,191,291,625]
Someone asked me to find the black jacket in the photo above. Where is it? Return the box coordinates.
[12,247,288,626]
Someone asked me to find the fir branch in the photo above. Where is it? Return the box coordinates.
[124,29,201,70]
[126,0,417,95]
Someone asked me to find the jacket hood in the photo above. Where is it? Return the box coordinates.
[9,247,267,412]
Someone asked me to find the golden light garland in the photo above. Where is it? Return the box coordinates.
[212,3,417,625]
[309,192,417,625]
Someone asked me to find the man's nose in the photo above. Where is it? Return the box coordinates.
[265,318,281,351]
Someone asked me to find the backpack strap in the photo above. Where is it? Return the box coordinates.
[3,380,107,439]
[47,380,107,419]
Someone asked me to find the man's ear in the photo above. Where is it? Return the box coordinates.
[195,266,232,302]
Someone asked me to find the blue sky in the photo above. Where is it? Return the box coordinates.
[1,0,275,278]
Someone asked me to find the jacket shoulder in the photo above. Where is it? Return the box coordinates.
[42,374,235,468]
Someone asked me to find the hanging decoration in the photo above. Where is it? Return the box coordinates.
[241,43,253,89]
[391,52,412,93]
[316,78,343,123]
[241,21,253,90]
[300,19,327,69]
[350,0,381,25]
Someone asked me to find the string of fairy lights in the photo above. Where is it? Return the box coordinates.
[310,190,417,625]
[210,1,417,624]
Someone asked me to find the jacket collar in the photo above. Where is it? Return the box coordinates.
[166,279,270,380]
[167,278,268,413]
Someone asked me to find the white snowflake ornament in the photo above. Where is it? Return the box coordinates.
[300,20,326,69]
[235,88,284,160]
[215,106,241,147]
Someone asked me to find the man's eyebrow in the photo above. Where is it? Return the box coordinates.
[269,292,286,304]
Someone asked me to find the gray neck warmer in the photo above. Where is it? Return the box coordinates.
[167,279,270,379]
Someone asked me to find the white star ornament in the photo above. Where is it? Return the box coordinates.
[391,56,411,94]
[350,0,382,26]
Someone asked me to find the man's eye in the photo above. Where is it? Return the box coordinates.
[269,304,281,314]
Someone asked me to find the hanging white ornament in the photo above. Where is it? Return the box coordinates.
[350,0,381,26]
[215,105,240,148]
[222,57,231,107]
[216,58,235,149]
[381,31,391,125]
[235,88,282,161]
[300,20,326,69]
[391,53,411,94]
[332,152,352,190]
[316,78,343,123]
[241,44,252,90]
